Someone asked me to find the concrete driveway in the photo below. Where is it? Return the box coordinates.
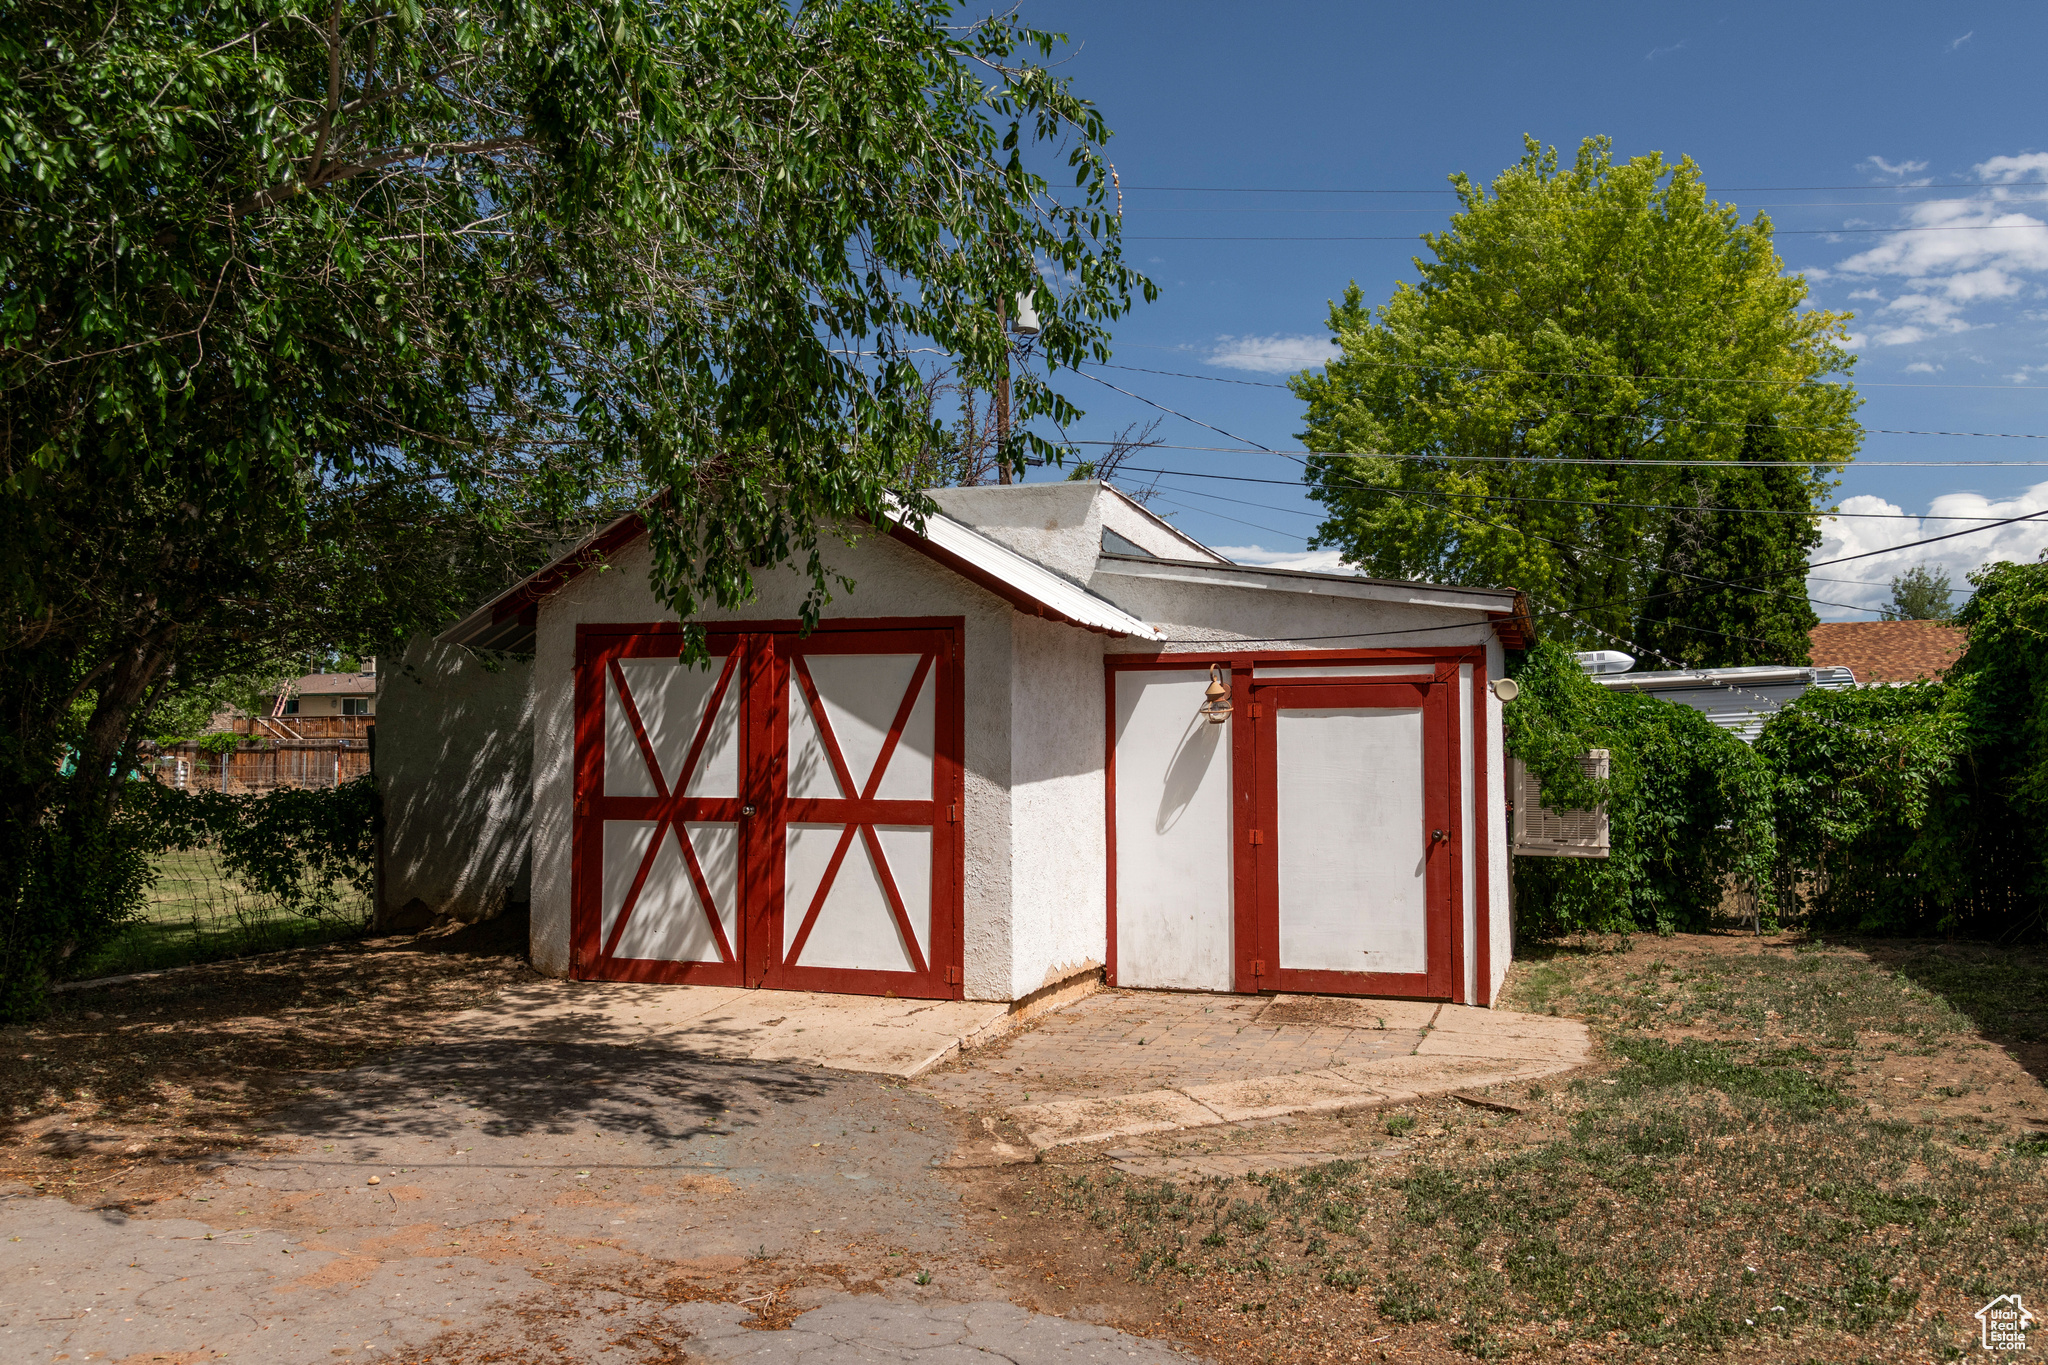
[1,1033,1201,1363]
[1,976,1588,1363]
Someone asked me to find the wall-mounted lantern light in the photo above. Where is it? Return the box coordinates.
[1491,677,1520,702]
[1200,664,1233,725]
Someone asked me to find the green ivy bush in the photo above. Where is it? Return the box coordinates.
[1760,556,2048,937]
[1506,641,1776,938]
[1754,684,1961,932]
[0,775,378,1020]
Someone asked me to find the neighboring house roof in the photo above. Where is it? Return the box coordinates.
[1595,665,1856,743]
[1809,620,1965,683]
[284,673,376,696]
[437,503,1166,652]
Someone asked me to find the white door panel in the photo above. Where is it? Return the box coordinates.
[1275,707,1428,974]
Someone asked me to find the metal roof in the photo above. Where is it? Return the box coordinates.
[437,504,1163,652]
[1092,552,1519,613]
[880,501,1163,640]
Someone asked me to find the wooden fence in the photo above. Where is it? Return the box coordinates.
[144,725,372,793]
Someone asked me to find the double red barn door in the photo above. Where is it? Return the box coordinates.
[571,622,964,999]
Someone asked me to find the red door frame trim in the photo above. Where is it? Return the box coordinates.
[572,617,966,999]
[1104,647,1490,1002]
[764,626,962,998]
[1245,675,1456,1000]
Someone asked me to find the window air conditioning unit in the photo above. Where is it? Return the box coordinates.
[1510,749,1610,858]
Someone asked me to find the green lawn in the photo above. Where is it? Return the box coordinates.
[67,846,372,981]
[1012,933,2048,1363]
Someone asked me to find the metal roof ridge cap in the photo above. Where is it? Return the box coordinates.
[881,498,1165,639]
[1093,552,1517,603]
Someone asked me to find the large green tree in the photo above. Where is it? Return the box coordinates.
[1291,136,1855,661]
[0,0,1146,1010]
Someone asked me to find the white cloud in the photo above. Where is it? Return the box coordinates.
[1645,39,1689,60]
[1204,333,1341,374]
[1975,153,2048,183]
[1214,545,1358,574]
[1863,155,1930,179]
[2008,364,2048,384]
[1827,169,2048,346]
[1810,482,2048,620]
[1950,30,1974,50]
[1903,361,1943,373]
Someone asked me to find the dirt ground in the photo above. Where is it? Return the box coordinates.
[1,915,536,1208]
[6,926,2046,1363]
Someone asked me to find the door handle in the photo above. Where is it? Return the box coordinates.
[1431,829,1446,843]
[742,805,756,816]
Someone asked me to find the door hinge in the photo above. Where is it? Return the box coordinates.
[1251,959,1266,978]
[1249,702,1263,719]
[947,802,960,823]
[1248,828,1265,845]
[574,796,589,817]
[945,966,962,984]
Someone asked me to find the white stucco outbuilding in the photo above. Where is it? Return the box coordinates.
[377,482,1529,1008]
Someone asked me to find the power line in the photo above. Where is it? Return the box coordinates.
[1111,341,2048,392]
[1069,440,2048,470]
[1066,375,2046,614]
[1085,363,2048,441]
[1111,201,2048,213]
[1132,224,2047,241]
[1117,465,2019,522]
[1066,369,1274,452]
[1112,181,2048,194]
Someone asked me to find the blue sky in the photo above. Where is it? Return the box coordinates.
[1004,1,2048,619]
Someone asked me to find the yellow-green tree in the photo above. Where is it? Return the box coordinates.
[1292,136,1857,658]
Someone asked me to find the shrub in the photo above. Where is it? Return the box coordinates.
[1759,555,2048,938]
[1506,641,1775,937]
[0,775,378,1020]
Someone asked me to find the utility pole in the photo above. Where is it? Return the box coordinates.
[994,295,1011,484]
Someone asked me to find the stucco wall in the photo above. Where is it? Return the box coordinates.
[1094,487,1229,562]
[1005,613,1109,997]
[1486,636,1511,1003]
[376,635,533,929]
[927,483,1103,586]
[529,527,1028,996]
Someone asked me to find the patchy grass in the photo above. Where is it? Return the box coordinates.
[66,846,372,981]
[987,933,2048,1363]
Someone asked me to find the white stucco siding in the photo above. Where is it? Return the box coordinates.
[1111,668,1235,991]
[1486,635,1511,1003]
[376,635,534,929]
[927,483,1104,586]
[1095,486,1230,563]
[1005,613,1109,998]
[531,528,1020,992]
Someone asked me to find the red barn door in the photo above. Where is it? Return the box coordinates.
[572,621,963,999]
[1236,671,1459,999]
